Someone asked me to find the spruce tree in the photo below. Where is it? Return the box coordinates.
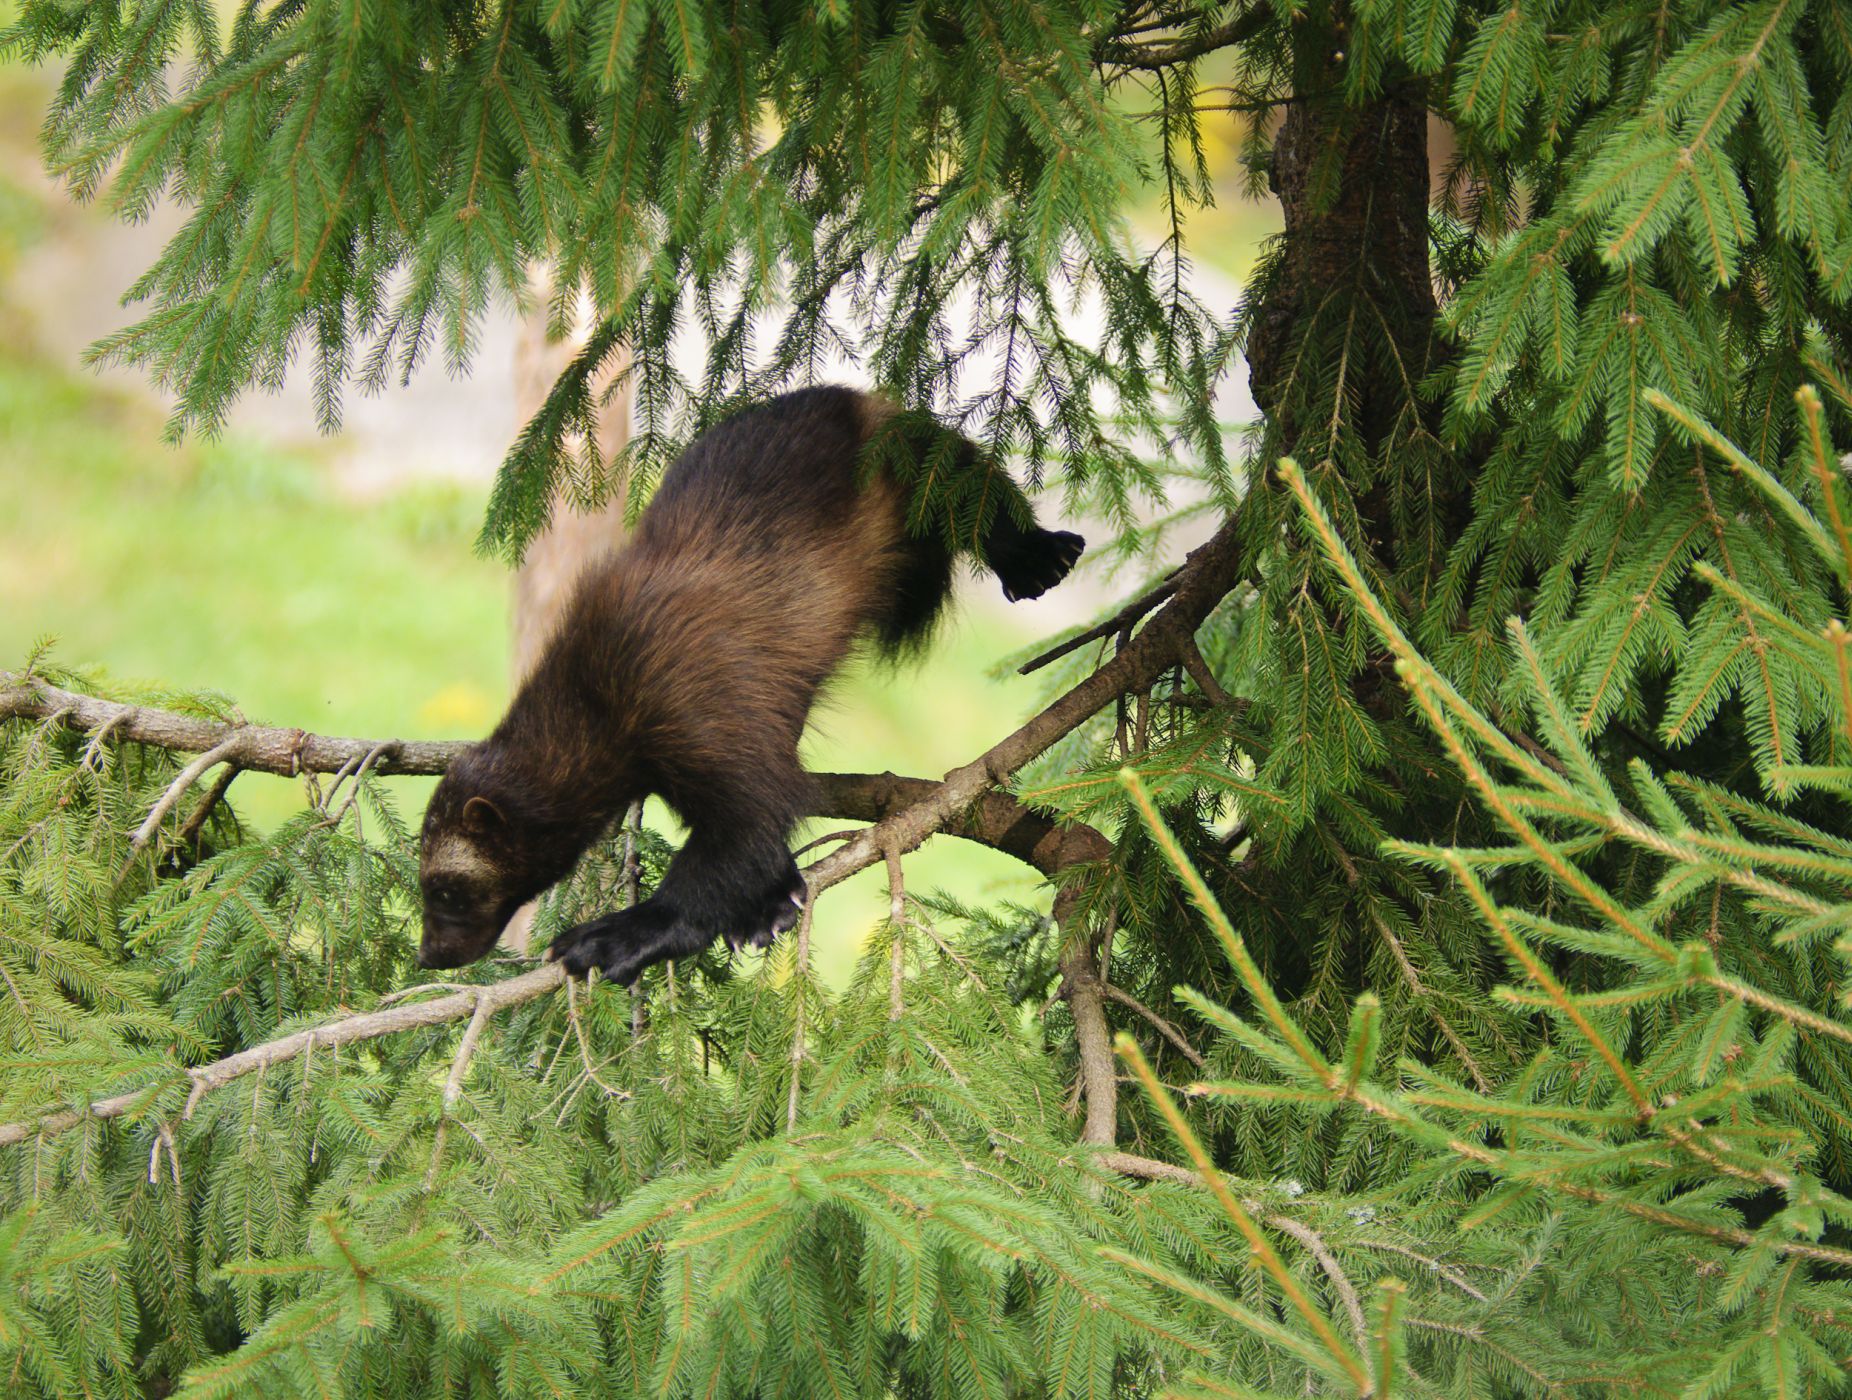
[3,0,1852,1393]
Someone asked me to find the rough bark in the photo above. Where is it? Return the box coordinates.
[0,678,1102,876]
[1246,85,1436,449]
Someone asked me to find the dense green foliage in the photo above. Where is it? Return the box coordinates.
[0,697,1561,1397]
[8,0,1852,1393]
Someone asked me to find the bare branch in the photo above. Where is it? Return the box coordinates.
[1178,638,1230,707]
[1100,982,1205,1068]
[1017,573,1178,675]
[442,993,494,1112]
[0,675,456,777]
[177,762,241,846]
[0,677,1117,876]
[1061,942,1118,1146]
[425,991,495,1187]
[0,964,566,1148]
[1095,1150,1198,1185]
[132,735,243,849]
[1268,1214,1369,1352]
[886,848,906,1022]
[1097,16,1252,71]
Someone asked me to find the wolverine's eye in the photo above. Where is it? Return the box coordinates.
[427,887,468,913]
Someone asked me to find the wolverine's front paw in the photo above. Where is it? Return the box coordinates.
[723,870,806,953]
[548,903,676,987]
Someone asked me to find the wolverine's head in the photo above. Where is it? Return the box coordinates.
[416,751,584,969]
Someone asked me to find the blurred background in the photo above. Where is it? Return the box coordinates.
[0,57,1276,980]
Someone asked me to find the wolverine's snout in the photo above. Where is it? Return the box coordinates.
[416,917,503,970]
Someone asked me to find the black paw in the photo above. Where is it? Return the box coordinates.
[724,870,806,953]
[548,903,676,987]
[996,529,1085,602]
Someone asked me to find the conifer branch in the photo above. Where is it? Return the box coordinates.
[1096,16,1253,71]
[785,898,815,1133]
[1016,573,1179,675]
[1099,982,1205,1068]
[129,734,243,849]
[0,967,564,1148]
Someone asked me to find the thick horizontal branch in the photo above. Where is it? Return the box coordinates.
[810,770,1111,877]
[0,676,465,777]
[0,678,1111,879]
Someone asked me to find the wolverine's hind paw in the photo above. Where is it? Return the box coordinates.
[995,528,1085,603]
[724,873,806,953]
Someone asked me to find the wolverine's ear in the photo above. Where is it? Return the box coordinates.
[461,795,506,834]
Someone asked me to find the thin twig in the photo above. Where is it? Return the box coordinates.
[81,711,132,771]
[377,982,480,1007]
[132,735,244,849]
[913,918,991,996]
[325,741,397,827]
[1017,574,1179,675]
[178,763,241,847]
[791,828,863,858]
[1100,982,1204,1068]
[1267,1213,1368,1353]
[430,991,489,1191]
[886,848,906,1022]
[1097,16,1248,70]
[564,976,628,1102]
[1356,1239,1489,1302]
[442,993,494,1112]
[785,898,816,1133]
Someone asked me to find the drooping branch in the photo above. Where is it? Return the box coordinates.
[0,517,1246,1147]
[1095,15,1257,71]
[0,965,563,1148]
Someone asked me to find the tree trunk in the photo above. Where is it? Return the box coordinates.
[1246,88,1436,455]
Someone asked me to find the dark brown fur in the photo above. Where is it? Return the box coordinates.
[418,386,1083,983]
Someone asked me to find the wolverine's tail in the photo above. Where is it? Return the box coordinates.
[983,509,1086,603]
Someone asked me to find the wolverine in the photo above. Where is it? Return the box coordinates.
[417,385,1084,986]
